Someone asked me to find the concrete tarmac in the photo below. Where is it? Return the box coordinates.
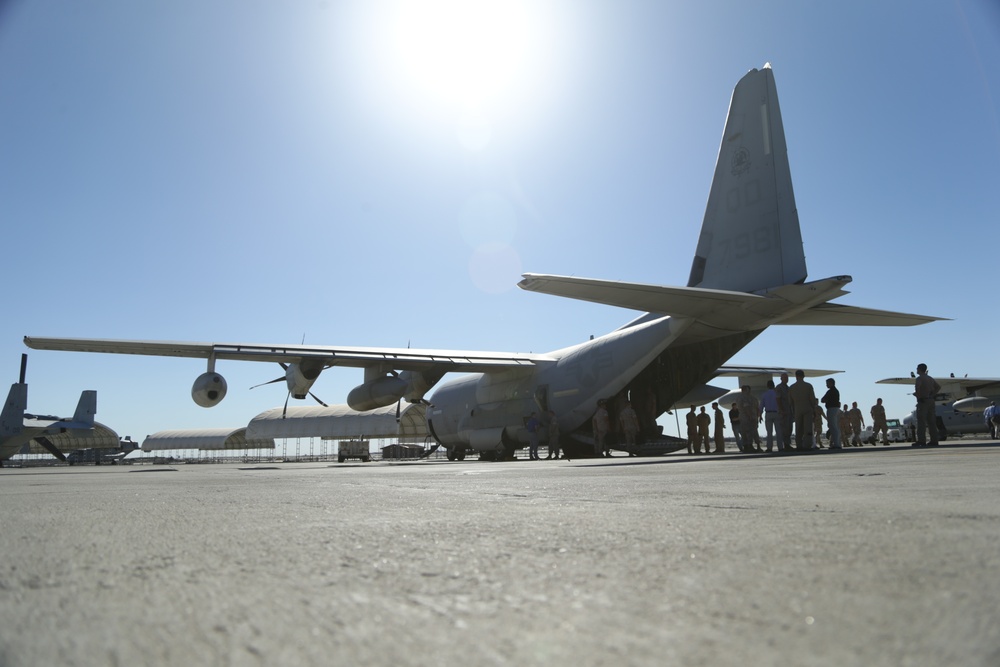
[2,442,999,666]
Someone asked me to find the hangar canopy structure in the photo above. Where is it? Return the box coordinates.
[142,428,274,452]
[246,403,429,441]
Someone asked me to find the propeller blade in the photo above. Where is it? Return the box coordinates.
[395,399,401,423]
[282,392,290,419]
[250,376,285,390]
[309,392,328,408]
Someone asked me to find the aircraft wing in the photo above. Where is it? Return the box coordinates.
[878,376,1000,391]
[777,303,947,326]
[23,337,556,373]
[877,377,919,386]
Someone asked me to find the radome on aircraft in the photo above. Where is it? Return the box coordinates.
[0,354,97,465]
[24,65,945,460]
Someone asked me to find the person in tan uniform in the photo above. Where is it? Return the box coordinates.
[712,402,726,454]
[618,400,640,453]
[686,405,698,454]
[914,363,941,447]
[787,370,817,450]
[870,398,889,445]
[546,410,564,460]
[812,397,827,448]
[847,402,865,446]
[839,405,852,447]
[729,403,743,452]
[592,400,610,457]
[736,386,762,452]
[696,406,711,454]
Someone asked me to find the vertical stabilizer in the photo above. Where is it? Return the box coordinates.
[688,65,806,292]
[72,390,97,426]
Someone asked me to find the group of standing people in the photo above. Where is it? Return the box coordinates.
[684,402,728,454]
[527,397,644,461]
[533,363,946,460]
[591,399,641,457]
[687,371,912,454]
[723,370,822,453]
[525,410,566,460]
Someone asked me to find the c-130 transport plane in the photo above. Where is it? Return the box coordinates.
[25,65,943,460]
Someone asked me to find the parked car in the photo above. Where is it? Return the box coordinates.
[861,418,906,444]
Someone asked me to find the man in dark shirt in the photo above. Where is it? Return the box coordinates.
[729,403,743,452]
[821,378,842,450]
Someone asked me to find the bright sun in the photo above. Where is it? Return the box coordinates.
[391,0,536,111]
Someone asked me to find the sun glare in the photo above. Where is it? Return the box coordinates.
[392,0,535,111]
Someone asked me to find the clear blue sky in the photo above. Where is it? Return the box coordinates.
[2,1,998,442]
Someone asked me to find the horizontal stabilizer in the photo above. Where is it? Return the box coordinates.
[716,366,841,379]
[518,274,764,316]
[778,304,947,326]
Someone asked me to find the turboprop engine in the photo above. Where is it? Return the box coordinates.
[192,372,228,407]
[952,396,991,413]
[285,362,321,400]
[347,369,445,412]
[347,375,408,411]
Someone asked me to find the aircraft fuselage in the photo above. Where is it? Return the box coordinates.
[426,315,687,455]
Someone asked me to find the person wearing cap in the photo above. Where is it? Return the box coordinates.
[871,398,889,445]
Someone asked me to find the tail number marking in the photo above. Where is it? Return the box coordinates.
[718,222,779,263]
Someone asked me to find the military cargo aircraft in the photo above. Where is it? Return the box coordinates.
[24,65,943,459]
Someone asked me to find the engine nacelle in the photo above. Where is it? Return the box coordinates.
[192,372,228,407]
[285,363,320,400]
[952,396,990,413]
[347,375,408,411]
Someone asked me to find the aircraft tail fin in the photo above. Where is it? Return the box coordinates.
[72,390,97,426]
[1,383,27,438]
[688,64,807,293]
